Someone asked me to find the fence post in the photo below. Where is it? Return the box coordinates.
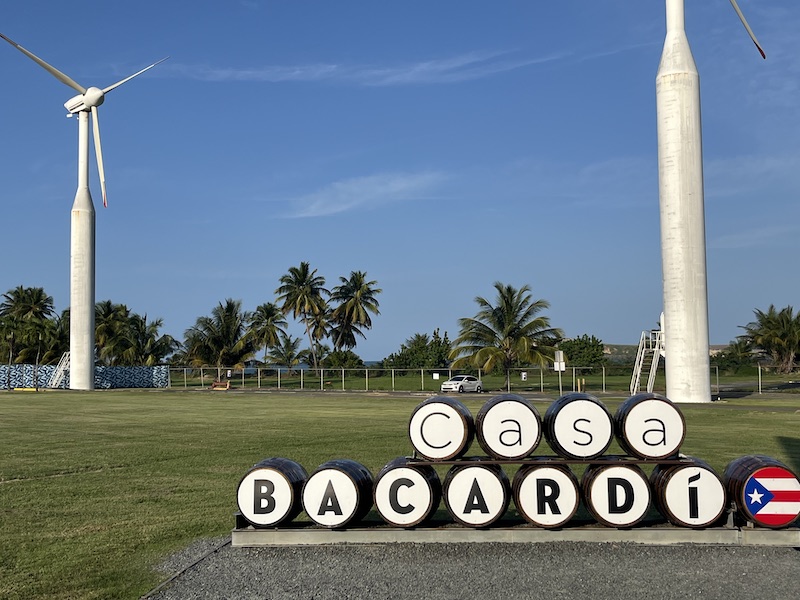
[758,363,762,394]
[421,368,424,391]
[342,367,345,391]
[602,366,606,393]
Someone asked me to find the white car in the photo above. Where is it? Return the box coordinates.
[440,375,483,394]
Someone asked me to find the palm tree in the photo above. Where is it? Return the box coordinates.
[119,314,179,366]
[183,299,255,368]
[330,271,381,351]
[95,300,131,365]
[248,302,288,363]
[0,286,55,321]
[449,282,563,389]
[275,262,329,371]
[740,305,800,373]
[266,333,302,374]
[0,286,56,364]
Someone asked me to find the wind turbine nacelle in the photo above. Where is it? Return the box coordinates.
[64,87,105,114]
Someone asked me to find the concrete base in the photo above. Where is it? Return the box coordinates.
[232,525,799,548]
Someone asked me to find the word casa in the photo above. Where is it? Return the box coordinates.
[236,393,800,530]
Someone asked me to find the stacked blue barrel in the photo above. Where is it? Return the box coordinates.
[236,393,800,530]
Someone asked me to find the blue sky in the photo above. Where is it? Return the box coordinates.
[1,1,798,361]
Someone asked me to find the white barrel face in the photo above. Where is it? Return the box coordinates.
[237,467,295,527]
[587,465,651,527]
[662,466,726,527]
[622,399,685,459]
[303,469,361,528]
[409,401,470,460]
[374,466,437,527]
[480,400,540,459]
[444,466,508,527]
[515,467,579,528]
[552,400,612,459]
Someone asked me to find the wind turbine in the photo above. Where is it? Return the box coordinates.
[0,32,167,390]
[655,0,764,403]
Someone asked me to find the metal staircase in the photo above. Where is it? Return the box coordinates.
[48,352,70,388]
[630,330,664,395]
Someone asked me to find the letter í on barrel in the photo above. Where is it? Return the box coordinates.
[236,457,307,527]
[302,459,374,529]
[650,456,726,528]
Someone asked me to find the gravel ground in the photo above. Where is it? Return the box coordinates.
[145,538,800,600]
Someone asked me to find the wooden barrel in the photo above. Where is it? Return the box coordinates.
[302,459,374,529]
[476,394,542,459]
[581,461,652,528]
[614,393,685,459]
[408,395,475,460]
[442,460,510,527]
[650,456,726,528]
[723,455,800,528]
[512,462,579,528]
[543,393,613,459]
[373,457,442,527]
[236,457,307,527]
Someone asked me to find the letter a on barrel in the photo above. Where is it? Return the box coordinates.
[302,459,374,528]
[443,463,510,527]
[476,394,541,460]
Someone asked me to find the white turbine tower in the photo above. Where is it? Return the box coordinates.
[0,33,166,390]
[656,0,764,403]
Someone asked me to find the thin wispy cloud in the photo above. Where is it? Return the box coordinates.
[282,171,446,218]
[709,225,799,250]
[167,50,566,86]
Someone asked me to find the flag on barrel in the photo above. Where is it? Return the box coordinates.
[743,466,800,527]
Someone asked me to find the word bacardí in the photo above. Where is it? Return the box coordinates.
[236,392,800,530]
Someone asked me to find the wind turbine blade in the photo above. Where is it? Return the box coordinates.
[91,106,108,208]
[102,57,169,94]
[728,0,766,59]
[0,32,87,93]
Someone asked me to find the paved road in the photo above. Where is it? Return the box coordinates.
[145,538,800,600]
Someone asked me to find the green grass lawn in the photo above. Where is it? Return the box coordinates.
[1,389,799,599]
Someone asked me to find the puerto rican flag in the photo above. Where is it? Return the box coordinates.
[744,466,800,527]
